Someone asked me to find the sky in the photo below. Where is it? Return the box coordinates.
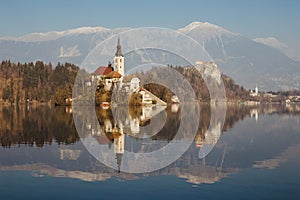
[0,0,299,49]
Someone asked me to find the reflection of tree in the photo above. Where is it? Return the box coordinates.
[0,106,79,147]
[96,108,114,127]
[223,104,253,132]
[221,104,300,132]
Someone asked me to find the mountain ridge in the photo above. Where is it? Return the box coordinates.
[253,37,300,62]
[0,21,237,42]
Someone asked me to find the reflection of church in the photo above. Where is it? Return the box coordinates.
[88,105,166,173]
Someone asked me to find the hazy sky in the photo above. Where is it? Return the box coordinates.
[1,0,299,48]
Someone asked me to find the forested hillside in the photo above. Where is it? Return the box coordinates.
[0,60,79,105]
[132,66,250,103]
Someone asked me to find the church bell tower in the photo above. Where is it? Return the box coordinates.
[114,38,124,76]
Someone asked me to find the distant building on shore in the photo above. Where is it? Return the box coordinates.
[250,84,259,97]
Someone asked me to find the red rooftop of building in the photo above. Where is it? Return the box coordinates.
[92,66,113,76]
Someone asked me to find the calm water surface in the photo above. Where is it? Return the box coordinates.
[0,104,300,199]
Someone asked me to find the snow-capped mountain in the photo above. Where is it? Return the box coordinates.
[0,22,299,91]
[0,26,110,42]
[178,21,236,35]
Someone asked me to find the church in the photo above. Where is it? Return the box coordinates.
[90,38,167,106]
[91,38,124,90]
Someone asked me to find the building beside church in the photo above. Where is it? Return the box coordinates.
[91,63,113,83]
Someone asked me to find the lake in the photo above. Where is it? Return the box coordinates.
[0,104,300,199]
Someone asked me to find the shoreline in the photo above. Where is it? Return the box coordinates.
[0,100,299,108]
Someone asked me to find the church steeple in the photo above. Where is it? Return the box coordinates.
[115,37,123,57]
[114,38,124,76]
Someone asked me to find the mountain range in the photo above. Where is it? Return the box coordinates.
[0,21,299,91]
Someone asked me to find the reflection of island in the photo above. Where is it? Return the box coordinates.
[89,105,167,172]
[91,106,168,138]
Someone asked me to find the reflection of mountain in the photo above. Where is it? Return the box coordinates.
[253,143,300,170]
[153,150,240,185]
[0,164,116,182]
[0,160,238,185]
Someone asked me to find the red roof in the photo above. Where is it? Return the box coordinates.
[105,71,122,79]
[92,66,113,76]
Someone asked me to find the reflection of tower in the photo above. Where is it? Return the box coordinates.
[114,132,124,154]
[114,38,124,77]
[115,151,123,174]
[114,133,124,173]
[250,109,259,122]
